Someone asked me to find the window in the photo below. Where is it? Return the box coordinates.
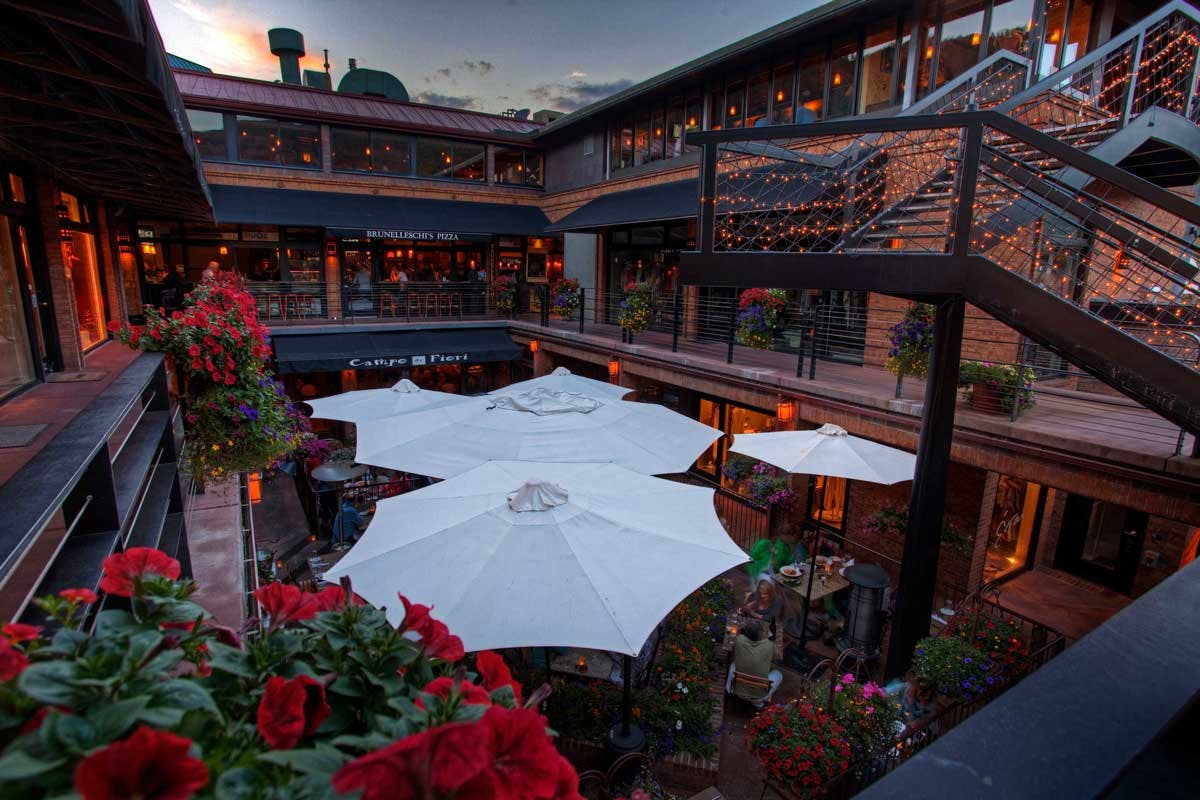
[860,18,901,113]
[795,45,827,121]
[331,127,372,172]
[372,131,412,175]
[744,69,770,127]
[724,79,745,128]
[495,147,524,184]
[583,134,595,156]
[1061,0,1095,69]
[896,21,912,103]
[453,142,485,182]
[524,152,543,187]
[0,223,35,399]
[236,115,319,168]
[648,105,665,162]
[610,125,622,172]
[917,10,939,97]
[827,33,860,118]
[936,0,987,88]
[666,97,684,158]
[633,109,650,165]
[621,117,634,168]
[416,138,454,178]
[809,475,848,530]
[685,93,703,133]
[707,87,724,130]
[989,0,1036,57]
[770,63,795,124]
[187,109,227,160]
[1040,0,1070,76]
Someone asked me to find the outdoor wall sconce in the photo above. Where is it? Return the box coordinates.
[248,472,263,504]
[608,358,620,381]
[219,245,229,256]
[776,399,795,423]
[326,241,337,257]
[576,656,588,673]
[528,339,539,354]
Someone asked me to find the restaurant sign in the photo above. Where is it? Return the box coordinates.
[327,227,491,243]
[347,353,471,369]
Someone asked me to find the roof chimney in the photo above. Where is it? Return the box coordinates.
[348,58,357,71]
[267,28,305,85]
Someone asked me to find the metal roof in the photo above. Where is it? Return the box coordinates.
[174,71,543,143]
[545,179,698,232]
[167,53,212,73]
[534,0,872,139]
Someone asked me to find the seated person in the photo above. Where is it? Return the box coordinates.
[898,670,937,735]
[740,576,785,637]
[725,621,783,707]
[332,498,365,549]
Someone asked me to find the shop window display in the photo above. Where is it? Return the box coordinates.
[984,476,1042,581]
[809,475,848,530]
[62,229,106,350]
[0,222,35,398]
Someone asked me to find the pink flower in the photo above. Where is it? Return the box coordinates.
[841,673,855,684]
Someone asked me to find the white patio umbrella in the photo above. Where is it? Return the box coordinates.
[354,387,721,478]
[304,378,470,424]
[323,460,748,654]
[491,366,632,401]
[729,423,915,485]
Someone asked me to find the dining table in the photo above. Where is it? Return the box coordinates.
[776,558,852,603]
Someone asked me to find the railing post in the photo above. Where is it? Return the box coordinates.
[796,326,806,377]
[672,289,681,352]
[1121,29,1147,126]
[808,310,819,380]
[698,143,718,254]
[540,284,549,328]
[726,296,737,364]
[953,122,983,257]
[578,287,586,333]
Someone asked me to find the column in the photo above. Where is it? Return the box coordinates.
[35,175,83,372]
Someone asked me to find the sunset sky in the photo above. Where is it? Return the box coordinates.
[148,0,819,115]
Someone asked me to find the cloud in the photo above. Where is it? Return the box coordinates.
[567,70,589,79]
[414,91,477,109]
[436,67,452,78]
[528,78,634,111]
[427,59,494,83]
[463,59,493,75]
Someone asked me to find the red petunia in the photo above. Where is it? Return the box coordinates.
[254,582,319,628]
[107,320,122,332]
[60,588,99,604]
[256,674,331,750]
[398,594,433,633]
[416,676,492,710]
[551,755,584,800]
[186,344,201,357]
[456,707,561,800]
[332,722,490,800]
[2,623,41,643]
[475,650,523,703]
[98,548,181,597]
[0,639,30,681]
[73,726,208,800]
[311,585,365,613]
[423,619,465,662]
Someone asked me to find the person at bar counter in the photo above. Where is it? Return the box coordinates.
[724,620,783,708]
[386,264,402,283]
[354,263,372,290]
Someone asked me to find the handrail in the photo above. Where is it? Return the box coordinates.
[902,50,1031,116]
[996,0,1200,113]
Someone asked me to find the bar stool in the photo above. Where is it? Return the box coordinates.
[406,291,426,319]
[445,292,463,319]
[295,293,319,318]
[267,293,286,320]
[378,290,400,318]
[282,294,302,319]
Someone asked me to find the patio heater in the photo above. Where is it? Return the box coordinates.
[839,563,891,657]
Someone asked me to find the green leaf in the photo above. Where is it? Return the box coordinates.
[329,732,392,751]
[46,713,97,753]
[88,697,150,742]
[17,662,79,705]
[135,706,184,728]
[92,609,141,638]
[150,679,219,715]
[258,746,347,776]
[121,630,165,672]
[215,766,262,800]
[488,685,516,708]
[43,629,88,656]
[327,676,363,699]
[0,749,66,780]
[207,641,256,679]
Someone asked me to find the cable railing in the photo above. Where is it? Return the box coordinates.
[244,280,496,324]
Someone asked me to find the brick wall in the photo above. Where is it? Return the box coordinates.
[863,297,1022,374]
[1131,517,1196,598]
[95,200,126,324]
[35,175,83,372]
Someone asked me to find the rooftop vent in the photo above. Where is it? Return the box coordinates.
[303,69,332,90]
[267,28,305,85]
[337,66,409,103]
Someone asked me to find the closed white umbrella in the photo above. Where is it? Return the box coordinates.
[729,423,915,485]
[492,367,632,401]
[304,378,469,424]
[322,460,748,655]
[355,387,721,478]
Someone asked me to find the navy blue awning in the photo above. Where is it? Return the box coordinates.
[546,179,697,232]
[272,327,521,374]
[210,185,548,237]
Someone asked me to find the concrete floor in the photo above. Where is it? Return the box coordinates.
[186,477,247,627]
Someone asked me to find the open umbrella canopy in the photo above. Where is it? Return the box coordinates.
[304,378,470,424]
[730,423,916,485]
[322,461,748,654]
[490,366,631,401]
[355,387,721,478]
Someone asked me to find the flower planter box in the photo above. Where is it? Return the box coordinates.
[968,382,1007,414]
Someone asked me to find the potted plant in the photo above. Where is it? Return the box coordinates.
[944,609,1031,686]
[747,701,853,795]
[721,453,755,491]
[811,674,904,764]
[618,282,655,334]
[494,273,517,315]
[736,288,788,350]
[958,361,1037,415]
[864,505,973,555]
[551,278,581,320]
[912,636,996,704]
[885,303,934,399]
[0,548,582,799]
[110,274,306,485]
[747,461,794,507]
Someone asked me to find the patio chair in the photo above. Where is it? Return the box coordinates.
[725,663,781,709]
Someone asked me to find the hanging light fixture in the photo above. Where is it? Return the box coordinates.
[528,339,539,354]
[219,245,229,256]
[607,358,620,380]
[776,398,795,423]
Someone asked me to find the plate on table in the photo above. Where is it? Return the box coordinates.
[779,564,801,579]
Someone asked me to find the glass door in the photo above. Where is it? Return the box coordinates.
[1055,495,1147,593]
[0,220,36,399]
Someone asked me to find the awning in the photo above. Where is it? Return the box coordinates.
[545,179,698,232]
[211,185,548,237]
[272,327,522,374]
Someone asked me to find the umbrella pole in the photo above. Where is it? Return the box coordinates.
[798,483,824,652]
[621,654,633,737]
[608,654,645,753]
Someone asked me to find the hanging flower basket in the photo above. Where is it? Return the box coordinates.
[885,303,934,393]
[735,288,787,350]
[959,361,1037,415]
[494,274,517,315]
[618,282,655,334]
[550,278,581,319]
[748,701,853,795]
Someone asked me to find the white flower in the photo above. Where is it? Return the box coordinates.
[675,720,683,730]
[682,687,688,694]
[676,682,683,690]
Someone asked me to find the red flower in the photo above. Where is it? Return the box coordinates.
[0,639,30,681]
[254,582,319,627]
[256,674,331,750]
[311,585,365,612]
[476,650,523,703]
[332,722,491,800]
[60,588,99,604]
[423,619,465,662]
[106,320,122,332]
[3,623,41,643]
[398,594,433,633]
[187,344,201,357]
[456,707,561,800]
[73,726,208,800]
[98,548,181,597]
[551,755,583,800]
[416,677,493,710]
[19,705,72,735]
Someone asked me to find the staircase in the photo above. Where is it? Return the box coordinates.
[682,3,1200,434]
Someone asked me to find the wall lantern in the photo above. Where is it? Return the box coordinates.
[776,399,796,423]
[218,245,229,256]
[141,242,157,256]
[607,358,620,381]
[528,339,539,354]
[248,472,263,504]
[117,233,132,255]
